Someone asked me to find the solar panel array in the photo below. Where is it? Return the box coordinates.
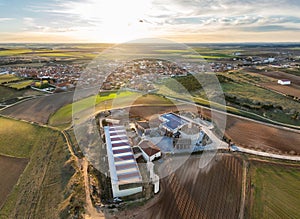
[161,113,189,132]
[105,126,142,185]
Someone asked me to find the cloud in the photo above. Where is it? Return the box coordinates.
[241,25,300,32]
[148,0,300,23]
[27,0,300,28]
[21,16,79,33]
[2,0,300,42]
[0,18,14,22]
[23,17,35,26]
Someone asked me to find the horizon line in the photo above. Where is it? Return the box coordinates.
[0,41,300,45]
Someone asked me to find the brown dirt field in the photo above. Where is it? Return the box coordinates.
[0,92,75,124]
[188,106,300,155]
[224,115,300,155]
[129,104,201,120]
[0,155,28,208]
[130,105,178,119]
[260,83,300,98]
[252,70,300,86]
[110,154,243,219]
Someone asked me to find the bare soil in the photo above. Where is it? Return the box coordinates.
[224,115,300,155]
[0,92,75,124]
[261,83,300,98]
[251,70,300,86]
[110,154,243,219]
[0,155,28,208]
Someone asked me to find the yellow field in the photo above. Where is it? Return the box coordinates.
[0,74,20,84]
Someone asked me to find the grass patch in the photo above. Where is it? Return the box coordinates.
[183,54,234,59]
[154,49,191,54]
[0,74,20,84]
[221,71,272,84]
[0,86,43,103]
[31,52,80,57]
[49,91,137,127]
[0,86,24,102]
[221,81,300,125]
[249,162,300,218]
[0,117,43,157]
[0,49,33,56]
[50,91,176,128]
[0,117,83,218]
[6,80,34,90]
[221,81,300,108]
[279,68,300,77]
[157,74,300,126]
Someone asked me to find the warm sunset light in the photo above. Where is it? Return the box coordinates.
[1,0,300,43]
[0,1,300,219]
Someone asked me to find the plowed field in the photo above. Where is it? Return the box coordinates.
[0,155,28,208]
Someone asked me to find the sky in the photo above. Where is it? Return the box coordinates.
[0,0,300,43]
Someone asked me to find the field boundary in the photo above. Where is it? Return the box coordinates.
[231,145,300,161]
[166,95,300,131]
[238,160,247,219]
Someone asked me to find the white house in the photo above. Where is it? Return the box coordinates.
[138,140,161,162]
[268,57,275,63]
[278,79,291,85]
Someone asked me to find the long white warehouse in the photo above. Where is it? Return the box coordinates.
[104,126,143,198]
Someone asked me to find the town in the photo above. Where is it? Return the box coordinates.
[1,44,299,94]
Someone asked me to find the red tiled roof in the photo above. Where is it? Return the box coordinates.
[139,140,161,156]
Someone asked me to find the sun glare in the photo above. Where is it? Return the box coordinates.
[70,0,153,42]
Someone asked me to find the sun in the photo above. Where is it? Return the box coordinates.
[69,0,153,43]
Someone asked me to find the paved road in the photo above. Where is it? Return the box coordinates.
[181,110,300,162]
[231,145,300,161]
[167,95,300,132]
[181,114,228,150]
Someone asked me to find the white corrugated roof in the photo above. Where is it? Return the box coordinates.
[104,126,142,185]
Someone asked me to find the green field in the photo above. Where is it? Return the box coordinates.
[0,74,20,84]
[31,51,98,59]
[0,47,102,59]
[0,49,33,56]
[157,73,300,126]
[183,54,234,59]
[221,81,300,125]
[0,86,24,102]
[220,71,272,84]
[157,82,275,124]
[249,162,300,218]
[49,91,138,127]
[0,86,42,103]
[0,117,84,218]
[155,49,192,54]
[49,91,176,128]
[0,117,44,157]
[6,80,33,90]
[151,48,237,59]
[279,68,300,77]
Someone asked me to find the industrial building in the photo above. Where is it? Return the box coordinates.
[104,126,143,198]
[159,112,189,134]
